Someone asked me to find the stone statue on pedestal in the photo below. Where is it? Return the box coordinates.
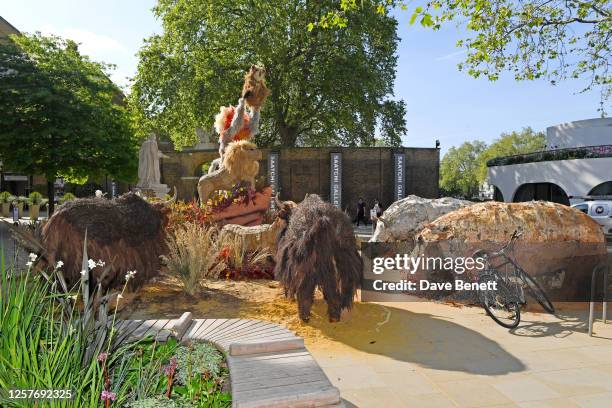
[135,133,170,198]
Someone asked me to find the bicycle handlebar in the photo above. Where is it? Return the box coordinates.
[483,229,523,258]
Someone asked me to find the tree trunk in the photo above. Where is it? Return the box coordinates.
[47,179,55,216]
[279,123,298,147]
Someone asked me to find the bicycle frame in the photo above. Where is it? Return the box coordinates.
[478,232,529,304]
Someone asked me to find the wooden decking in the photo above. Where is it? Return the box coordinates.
[115,313,342,408]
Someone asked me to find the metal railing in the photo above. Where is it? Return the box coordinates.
[487,145,612,167]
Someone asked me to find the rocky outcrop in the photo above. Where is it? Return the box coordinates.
[370,195,472,242]
[413,201,607,302]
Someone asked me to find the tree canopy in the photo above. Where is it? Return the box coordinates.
[440,127,545,197]
[130,0,407,150]
[0,33,138,213]
[319,1,611,115]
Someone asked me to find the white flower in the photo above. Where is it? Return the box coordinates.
[69,294,78,300]
[56,260,64,269]
[88,259,97,270]
[26,261,33,267]
[117,294,124,299]
[28,253,37,261]
[97,260,106,267]
[125,270,137,281]
[80,270,87,276]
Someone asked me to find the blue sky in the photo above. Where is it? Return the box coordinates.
[2,1,604,154]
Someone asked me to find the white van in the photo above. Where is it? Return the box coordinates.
[572,200,612,236]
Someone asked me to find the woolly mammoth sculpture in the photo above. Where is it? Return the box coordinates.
[274,194,362,322]
[197,140,262,207]
[8,190,176,292]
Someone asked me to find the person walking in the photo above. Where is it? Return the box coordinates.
[373,200,382,217]
[355,198,366,226]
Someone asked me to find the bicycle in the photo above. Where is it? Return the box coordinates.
[473,230,555,329]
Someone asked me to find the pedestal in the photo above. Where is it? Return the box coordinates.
[134,184,170,199]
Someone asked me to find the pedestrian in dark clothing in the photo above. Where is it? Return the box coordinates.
[354,198,366,226]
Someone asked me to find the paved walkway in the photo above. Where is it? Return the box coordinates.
[307,301,612,408]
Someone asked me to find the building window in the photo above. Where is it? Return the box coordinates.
[588,181,612,196]
[513,183,570,205]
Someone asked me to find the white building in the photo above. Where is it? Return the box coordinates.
[487,118,612,205]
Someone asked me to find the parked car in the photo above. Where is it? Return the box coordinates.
[572,200,612,236]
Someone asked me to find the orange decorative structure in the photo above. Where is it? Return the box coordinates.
[212,187,272,226]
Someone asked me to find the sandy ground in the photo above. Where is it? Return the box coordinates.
[122,277,380,346]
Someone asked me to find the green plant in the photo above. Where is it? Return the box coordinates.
[59,192,77,204]
[0,250,104,407]
[219,233,272,279]
[161,223,226,296]
[128,396,194,408]
[175,343,224,385]
[10,195,26,205]
[27,191,48,206]
[0,191,13,204]
[172,343,231,407]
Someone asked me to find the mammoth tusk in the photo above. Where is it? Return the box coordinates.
[274,192,283,209]
[163,187,178,205]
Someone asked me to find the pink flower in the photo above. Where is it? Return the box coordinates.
[97,352,108,363]
[163,356,178,376]
[100,390,116,401]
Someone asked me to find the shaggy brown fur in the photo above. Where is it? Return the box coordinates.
[274,195,362,322]
[38,193,171,291]
[242,64,270,108]
[197,140,262,206]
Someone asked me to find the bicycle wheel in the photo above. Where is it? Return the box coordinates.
[478,273,521,329]
[521,272,555,314]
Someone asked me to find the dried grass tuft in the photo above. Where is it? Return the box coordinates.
[161,223,225,296]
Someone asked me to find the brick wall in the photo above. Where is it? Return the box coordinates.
[160,144,439,214]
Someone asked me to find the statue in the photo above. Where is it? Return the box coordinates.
[136,133,170,198]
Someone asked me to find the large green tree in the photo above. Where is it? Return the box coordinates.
[131,0,407,150]
[440,127,545,197]
[440,140,487,197]
[0,34,138,214]
[476,127,545,182]
[319,1,611,114]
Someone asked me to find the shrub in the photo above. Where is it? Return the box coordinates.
[218,234,273,280]
[128,396,194,408]
[175,342,224,385]
[0,191,13,203]
[161,223,226,296]
[59,192,77,204]
[167,201,211,230]
[11,195,27,205]
[27,191,48,206]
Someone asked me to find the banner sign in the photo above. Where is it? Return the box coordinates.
[330,152,342,208]
[268,151,279,209]
[394,152,405,201]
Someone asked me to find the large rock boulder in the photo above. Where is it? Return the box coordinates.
[370,195,472,242]
[413,201,607,302]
